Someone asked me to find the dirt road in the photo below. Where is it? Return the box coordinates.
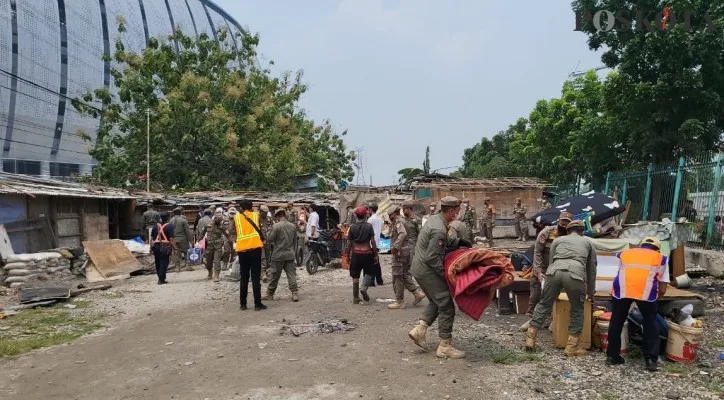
[0,256,721,400]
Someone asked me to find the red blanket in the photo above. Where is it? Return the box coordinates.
[444,248,515,320]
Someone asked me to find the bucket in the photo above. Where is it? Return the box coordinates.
[674,274,692,289]
[666,321,703,363]
[596,320,628,355]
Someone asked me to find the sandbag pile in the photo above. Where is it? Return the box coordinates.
[1,252,71,288]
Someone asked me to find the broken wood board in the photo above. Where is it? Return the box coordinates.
[19,286,71,304]
[84,260,131,282]
[83,239,142,278]
[70,284,112,296]
[0,224,14,261]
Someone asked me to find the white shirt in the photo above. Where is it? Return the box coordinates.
[368,213,382,245]
[306,211,320,238]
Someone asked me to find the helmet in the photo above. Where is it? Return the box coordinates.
[641,236,661,250]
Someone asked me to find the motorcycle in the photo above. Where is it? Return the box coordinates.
[305,228,342,275]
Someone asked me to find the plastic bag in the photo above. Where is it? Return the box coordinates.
[679,315,695,328]
[196,238,206,251]
[681,304,693,317]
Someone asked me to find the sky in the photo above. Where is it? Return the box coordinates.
[215,0,602,186]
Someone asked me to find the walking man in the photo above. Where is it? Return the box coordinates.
[259,205,274,283]
[388,205,426,309]
[513,198,528,241]
[461,198,477,242]
[606,237,668,371]
[408,196,472,359]
[150,212,176,285]
[195,208,212,241]
[366,203,384,286]
[346,206,379,303]
[230,199,266,311]
[221,207,238,271]
[142,204,161,243]
[263,209,300,302]
[479,198,496,247]
[170,206,194,272]
[525,220,597,356]
[200,211,231,282]
[520,211,573,331]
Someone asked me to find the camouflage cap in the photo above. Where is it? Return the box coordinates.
[260,205,269,212]
[274,208,287,217]
[228,207,238,214]
[388,205,401,215]
[558,211,573,221]
[484,197,491,201]
[440,196,461,207]
[402,200,416,209]
[515,197,521,201]
[566,220,585,230]
[173,206,184,212]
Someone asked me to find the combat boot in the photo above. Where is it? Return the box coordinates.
[564,335,587,357]
[206,269,213,280]
[261,270,269,283]
[413,289,426,305]
[387,301,405,309]
[212,270,220,282]
[261,291,274,301]
[436,338,466,359]
[408,320,429,350]
[291,291,299,302]
[519,319,531,332]
[525,326,538,351]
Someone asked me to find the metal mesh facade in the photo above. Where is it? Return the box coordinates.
[0,0,243,178]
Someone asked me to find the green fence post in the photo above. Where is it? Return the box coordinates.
[642,163,653,220]
[671,157,685,220]
[706,154,723,246]
[604,171,611,195]
[621,178,628,205]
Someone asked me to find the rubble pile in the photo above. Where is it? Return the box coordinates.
[1,252,73,288]
[279,318,356,337]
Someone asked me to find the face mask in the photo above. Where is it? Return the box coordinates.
[267,212,272,218]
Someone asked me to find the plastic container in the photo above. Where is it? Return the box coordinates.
[666,320,703,363]
[596,319,629,355]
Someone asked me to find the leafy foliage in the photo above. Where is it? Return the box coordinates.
[73,24,353,191]
[459,1,724,186]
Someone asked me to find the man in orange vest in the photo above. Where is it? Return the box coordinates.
[229,199,266,311]
[607,237,669,371]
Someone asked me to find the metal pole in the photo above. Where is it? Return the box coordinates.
[604,171,611,194]
[706,154,723,247]
[642,163,653,221]
[671,157,685,220]
[146,108,150,192]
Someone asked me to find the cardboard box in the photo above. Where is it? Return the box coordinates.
[552,293,592,349]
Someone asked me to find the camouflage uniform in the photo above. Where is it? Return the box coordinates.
[479,201,496,247]
[221,214,236,269]
[526,225,559,316]
[170,211,194,272]
[389,213,422,307]
[513,202,528,241]
[461,204,477,242]
[142,208,161,242]
[264,216,299,299]
[260,211,274,282]
[540,198,552,212]
[200,214,231,281]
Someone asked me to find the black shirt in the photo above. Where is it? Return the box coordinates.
[349,221,374,244]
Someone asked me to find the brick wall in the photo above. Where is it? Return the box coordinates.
[421,188,543,221]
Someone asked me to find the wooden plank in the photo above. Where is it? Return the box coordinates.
[671,245,686,279]
[84,261,131,282]
[83,239,142,278]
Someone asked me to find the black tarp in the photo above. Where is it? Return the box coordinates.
[530,191,625,226]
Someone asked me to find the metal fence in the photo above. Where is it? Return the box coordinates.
[603,153,724,250]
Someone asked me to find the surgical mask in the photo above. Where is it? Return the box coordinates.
[267,212,272,218]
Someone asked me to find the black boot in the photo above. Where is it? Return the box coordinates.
[606,355,625,366]
[252,282,264,310]
[353,282,361,304]
[240,281,248,310]
[645,359,658,372]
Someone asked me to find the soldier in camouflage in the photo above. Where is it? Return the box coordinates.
[513,197,528,241]
[221,207,238,271]
[259,205,274,283]
[170,206,194,273]
[461,198,476,242]
[540,193,552,212]
[519,211,573,331]
[387,205,426,310]
[408,196,472,359]
[200,211,232,282]
[479,198,496,247]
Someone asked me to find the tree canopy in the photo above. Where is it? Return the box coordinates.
[73,24,353,191]
[459,1,724,187]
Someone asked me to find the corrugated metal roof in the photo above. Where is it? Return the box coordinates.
[0,173,135,199]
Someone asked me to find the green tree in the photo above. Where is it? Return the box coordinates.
[397,167,424,184]
[73,23,353,191]
[423,146,431,174]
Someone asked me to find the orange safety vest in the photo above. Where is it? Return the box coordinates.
[153,223,170,244]
[234,211,263,252]
[611,247,666,302]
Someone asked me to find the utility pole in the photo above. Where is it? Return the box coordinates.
[146,108,150,192]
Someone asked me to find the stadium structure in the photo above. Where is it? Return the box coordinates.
[0,0,243,178]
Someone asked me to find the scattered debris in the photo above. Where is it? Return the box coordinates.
[375,298,395,303]
[64,304,77,309]
[2,300,57,311]
[184,362,194,366]
[258,342,267,349]
[279,319,356,337]
[70,284,112,297]
[165,342,174,346]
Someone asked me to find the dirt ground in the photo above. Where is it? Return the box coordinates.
[0,253,722,400]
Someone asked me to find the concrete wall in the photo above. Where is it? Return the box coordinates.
[685,247,724,278]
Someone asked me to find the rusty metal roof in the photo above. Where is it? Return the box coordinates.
[0,173,135,199]
[408,174,548,190]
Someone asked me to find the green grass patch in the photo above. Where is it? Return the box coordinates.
[661,363,690,374]
[101,291,124,299]
[0,305,104,357]
[708,340,724,349]
[705,377,724,395]
[491,349,541,364]
[626,346,642,359]
[600,391,620,400]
